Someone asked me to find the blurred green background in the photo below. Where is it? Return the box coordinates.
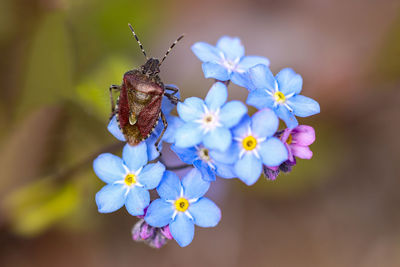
[1,0,400,266]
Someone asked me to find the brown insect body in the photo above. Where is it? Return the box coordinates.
[116,58,164,145]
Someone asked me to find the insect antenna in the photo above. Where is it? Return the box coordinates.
[128,23,148,59]
[159,34,185,66]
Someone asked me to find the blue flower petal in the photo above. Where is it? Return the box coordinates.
[125,186,150,216]
[171,145,198,164]
[157,171,181,201]
[246,89,275,110]
[177,97,204,122]
[234,153,262,186]
[219,100,247,128]
[209,144,238,164]
[259,137,288,167]
[189,198,221,227]
[95,184,126,213]
[191,42,221,62]
[122,143,148,171]
[231,72,250,88]
[203,127,232,152]
[238,55,270,70]
[276,105,298,129]
[288,95,320,117]
[182,168,210,200]
[163,116,184,143]
[162,85,180,114]
[202,62,230,81]
[170,213,195,247]
[214,162,236,178]
[174,122,203,148]
[193,160,216,182]
[107,115,126,142]
[232,115,251,139]
[145,119,163,160]
[205,82,228,111]
[275,68,303,95]
[248,64,276,92]
[251,108,279,138]
[93,153,126,184]
[144,199,174,227]
[137,162,165,189]
[216,36,244,60]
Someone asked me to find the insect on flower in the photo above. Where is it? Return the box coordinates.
[109,24,184,149]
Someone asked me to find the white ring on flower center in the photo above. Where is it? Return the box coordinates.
[219,52,242,73]
[195,105,222,134]
[113,165,144,197]
[234,126,266,159]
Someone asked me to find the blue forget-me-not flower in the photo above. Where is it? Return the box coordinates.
[192,36,270,87]
[144,169,221,247]
[93,143,165,216]
[245,65,320,128]
[174,82,247,151]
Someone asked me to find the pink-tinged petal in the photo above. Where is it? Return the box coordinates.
[291,125,315,146]
[285,143,294,162]
[280,128,292,143]
[290,144,313,159]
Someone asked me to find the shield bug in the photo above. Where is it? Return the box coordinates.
[109,24,184,150]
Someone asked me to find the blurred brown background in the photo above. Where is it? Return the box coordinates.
[1,0,400,266]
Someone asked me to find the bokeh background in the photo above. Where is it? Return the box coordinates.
[1,0,400,266]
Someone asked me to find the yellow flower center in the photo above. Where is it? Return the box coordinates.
[204,114,214,124]
[124,173,136,186]
[274,91,286,103]
[286,134,293,145]
[242,136,257,151]
[175,198,189,212]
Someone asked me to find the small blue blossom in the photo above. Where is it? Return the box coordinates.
[174,82,247,151]
[144,169,221,247]
[245,65,320,128]
[171,144,236,182]
[192,36,270,87]
[93,143,165,216]
[230,108,288,185]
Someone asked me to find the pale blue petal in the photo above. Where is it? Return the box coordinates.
[259,137,288,167]
[205,82,228,111]
[210,144,238,164]
[288,95,320,117]
[157,171,181,201]
[137,162,165,189]
[216,36,244,60]
[174,122,203,148]
[202,62,230,81]
[145,118,162,160]
[189,198,221,227]
[122,142,148,171]
[251,108,279,138]
[214,162,236,178]
[95,184,126,213]
[171,145,198,164]
[238,55,270,70]
[144,199,174,227]
[193,160,216,182]
[231,72,250,88]
[275,68,303,95]
[234,153,262,186]
[248,64,276,91]
[191,42,221,62]
[203,127,232,152]
[170,213,195,247]
[107,115,126,142]
[125,187,150,216]
[276,105,298,129]
[93,153,126,184]
[177,97,204,122]
[182,168,210,199]
[163,116,184,143]
[219,101,247,128]
[246,89,275,110]
[232,115,251,139]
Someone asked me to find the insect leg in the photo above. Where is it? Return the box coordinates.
[165,84,179,96]
[109,85,121,114]
[155,112,168,154]
[165,85,180,105]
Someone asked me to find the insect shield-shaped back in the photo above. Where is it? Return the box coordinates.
[117,67,164,146]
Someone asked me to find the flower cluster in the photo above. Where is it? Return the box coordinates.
[93,36,319,248]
